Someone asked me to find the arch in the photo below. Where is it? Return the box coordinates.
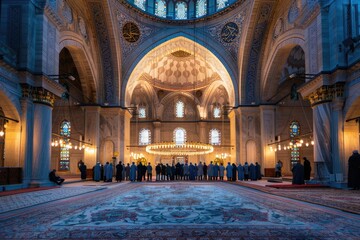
[123,36,236,107]
[261,31,306,102]
[0,84,21,167]
[59,36,99,103]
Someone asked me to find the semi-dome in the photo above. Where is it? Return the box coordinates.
[124,0,239,21]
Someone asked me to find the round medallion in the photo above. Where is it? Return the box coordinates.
[122,22,140,43]
[221,22,239,43]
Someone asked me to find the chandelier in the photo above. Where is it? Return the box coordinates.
[146,142,214,156]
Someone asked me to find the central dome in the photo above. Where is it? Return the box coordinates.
[124,0,239,21]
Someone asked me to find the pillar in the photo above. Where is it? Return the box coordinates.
[260,105,276,169]
[228,110,238,164]
[83,106,100,167]
[30,87,55,186]
[119,109,131,164]
[19,97,34,186]
[153,121,161,164]
[312,102,331,181]
[331,98,345,182]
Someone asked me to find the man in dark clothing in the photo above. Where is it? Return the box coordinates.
[348,150,360,190]
[303,157,311,181]
[79,162,87,180]
[155,163,161,181]
[116,161,123,182]
[292,161,305,185]
[137,163,143,182]
[49,169,65,185]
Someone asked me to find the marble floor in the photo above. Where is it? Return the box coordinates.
[0,181,359,239]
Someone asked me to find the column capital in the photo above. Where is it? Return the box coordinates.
[307,82,345,107]
[21,84,56,107]
[153,121,161,128]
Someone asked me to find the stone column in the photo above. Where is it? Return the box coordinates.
[228,110,238,164]
[312,102,332,182]
[153,121,161,164]
[331,98,345,182]
[31,87,55,186]
[19,97,34,186]
[198,121,207,163]
[83,106,100,167]
[260,105,276,169]
[119,109,131,164]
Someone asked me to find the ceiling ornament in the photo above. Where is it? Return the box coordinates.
[208,11,247,60]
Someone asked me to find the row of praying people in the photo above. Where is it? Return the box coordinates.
[91,161,262,182]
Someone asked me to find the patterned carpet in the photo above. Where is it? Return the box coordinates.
[232,181,360,214]
[0,182,359,239]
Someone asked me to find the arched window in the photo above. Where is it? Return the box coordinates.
[175,1,187,20]
[175,100,185,118]
[60,120,71,171]
[134,0,146,11]
[290,121,300,167]
[216,0,228,10]
[174,127,186,144]
[155,0,167,18]
[213,106,221,118]
[139,128,151,145]
[138,106,146,118]
[196,0,207,17]
[209,128,221,145]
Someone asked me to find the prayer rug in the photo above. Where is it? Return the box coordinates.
[0,182,359,239]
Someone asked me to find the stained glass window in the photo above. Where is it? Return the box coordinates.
[139,128,151,145]
[134,0,146,11]
[209,128,221,145]
[196,0,207,17]
[155,0,167,18]
[138,107,146,118]
[174,127,186,144]
[216,0,228,10]
[175,100,185,118]
[290,121,300,167]
[213,106,221,118]
[175,1,187,20]
[59,120,71,171]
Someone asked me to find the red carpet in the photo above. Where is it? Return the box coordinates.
[266,184,328,189]
[0,186,57,197]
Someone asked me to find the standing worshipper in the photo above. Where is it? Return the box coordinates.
[243,162,249,181]
[348,150,360,190]
[275,160,283,177]
[219,163,225,181]
[93,162,101,182]
[255,162,261,180]
[125,163,130,181]
[130,162,137,182]
[292,161,305,184]
[161,163,167,181]
[303,157,311,181]
[189,163,196,180]
[175,162,181,180]
[122,163,126,181]
[232,163,237,181]
[194,163,198,180]
[147,162,153,181]
[249,163,256,181]
[197,162,204,180]
[137,162,143,182]
[225,162,232,181]
[237,163,244,181]
[106,163,113,182]
[203,162,208,180]
[213,163,220,180]
[116,161,123,182]
[103,162,109,182]
[183,163,189,180]
[208,161,214,180]
[155,163,161,181]
[79,161,87,180]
